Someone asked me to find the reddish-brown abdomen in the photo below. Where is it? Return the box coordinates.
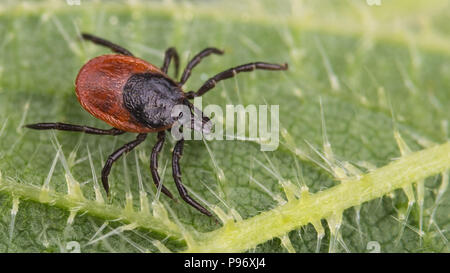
[75,54,164,133]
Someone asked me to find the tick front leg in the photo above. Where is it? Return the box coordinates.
[172,138,213,217]
[161,47,180,78]
[25,122,125,135]
[185,62,288,99]
[150,131,175,199]
[102,133,147,195]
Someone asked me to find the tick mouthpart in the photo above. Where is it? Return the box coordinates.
[189,115,213,135]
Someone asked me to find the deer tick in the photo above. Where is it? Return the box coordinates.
[26,33,288,217]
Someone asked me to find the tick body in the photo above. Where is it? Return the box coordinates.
[76,55,184,133]
[26,33,288,217]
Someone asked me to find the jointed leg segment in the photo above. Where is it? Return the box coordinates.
[186,62,288,99]
[161,47,180,77]
[101,133,148,194]
[179,47,224,85]
[81,33,134,56]
[150,131,175,199]
[172,138,213,217]
[25,122,125,135]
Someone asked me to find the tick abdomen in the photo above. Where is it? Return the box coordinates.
[75,54,167,133]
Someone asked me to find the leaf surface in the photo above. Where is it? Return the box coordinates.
[0,0,448,253]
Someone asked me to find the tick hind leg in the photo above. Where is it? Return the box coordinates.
[150,131,175,199]
[102,133,147,194]
[81,33,134,56]
[172,138,213,217]
[161,47,180,78]
[185,62,288,99]
[179,47,224,85]
[25,122,125,135]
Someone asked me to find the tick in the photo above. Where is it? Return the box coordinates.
[26,33,288,217]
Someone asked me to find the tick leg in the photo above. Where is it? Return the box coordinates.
[25,122,125,135]
[102,133,147,194]
[172,138,213,217]
[150,131,175,199]
[81,33,134,56]
[161,47,180,78]
[179,48,224,85]
[185,62,288,99]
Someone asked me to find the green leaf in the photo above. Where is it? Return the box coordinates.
[0,0,449,253]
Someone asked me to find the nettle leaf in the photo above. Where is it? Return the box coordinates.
[0,0,449,253]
